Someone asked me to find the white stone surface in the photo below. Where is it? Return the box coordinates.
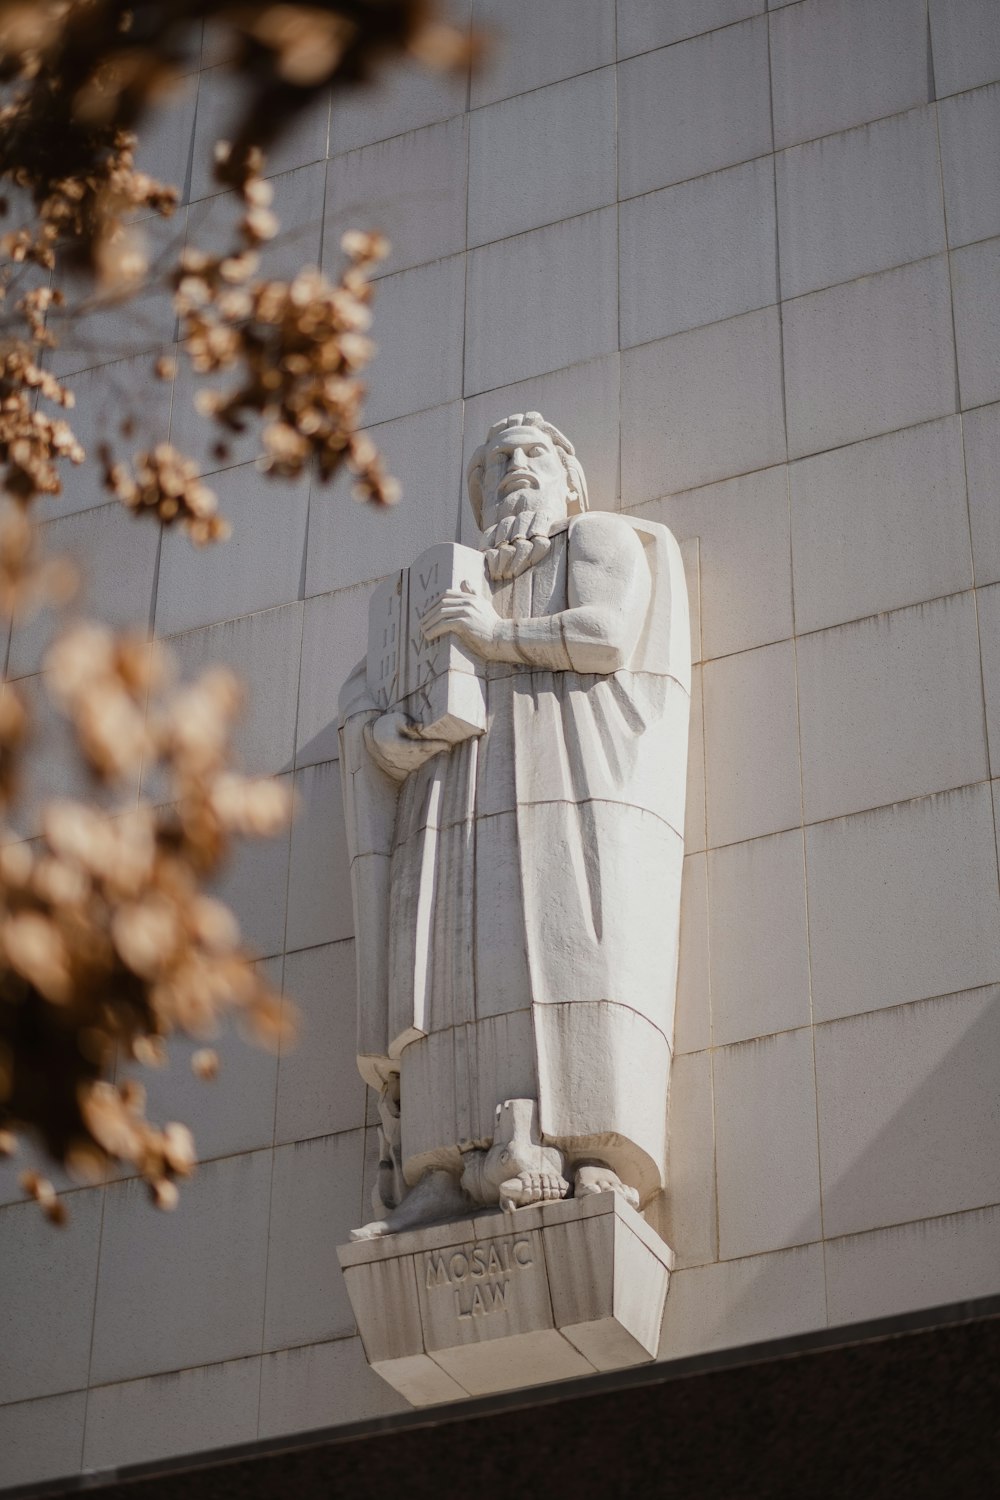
[324,115,468,280]
[155,466,310,636]
[674,853,711,1056]
[340,1194,671,1404]
[264,1131,367,1350]
[618,18,772,199]
[297,582,380,767]
[617,0,764,56]
[708,830,811,1046]
[714,1028,822,1259]
[90,1152,272,1385]
[702,640,801,847]
[938,84,1000,250]
[209,778,292,957]
[963,401,1000,586]
[258,1337,407,1437]
[662,1049,717,1269]
[620,157,777,346]
[952,236,1000,411]
[769,0,928,150]
[285,759,353,952]
[784,255,956,459]
[815,987,1000,1238]
[191,67,329,201]
[0,1190,103,1404]
[796,593,988,822]
[363,256,466,426]
[305,402,464,598]
[643,465,793,660]
[621,307,785,500]
[825,1205,1000,1326]
[83,1356,260,1471]
[9,501,160,680]
[468,68,617,247]
[470,0,616,109]
[276,942,367,1143]
[0,1392,87,1491]
[789,417,972,633]
[464,209,618,395]
[805,785,1000,1022]
[929,0,1000,99]
[659,1243,827,1360]
[974,584,1000,776]
[168,603,304,777]
[684,667,707,855]
[776,105,944,300]
[329,6,468,153]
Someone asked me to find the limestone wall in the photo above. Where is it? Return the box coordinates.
[4,0,1000,1484]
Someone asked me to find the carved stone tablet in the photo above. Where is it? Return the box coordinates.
[366,542,487,744]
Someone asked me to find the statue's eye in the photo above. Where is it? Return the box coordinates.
[500,1149,510,1164]
[528,446,545,456]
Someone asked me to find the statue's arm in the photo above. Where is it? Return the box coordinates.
[422,514,650,674]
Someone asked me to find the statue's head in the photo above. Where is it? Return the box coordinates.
[467,412,588,535]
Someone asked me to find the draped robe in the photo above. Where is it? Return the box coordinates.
[339,511,690,1205]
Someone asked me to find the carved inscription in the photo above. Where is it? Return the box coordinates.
[425,1237,534,1321]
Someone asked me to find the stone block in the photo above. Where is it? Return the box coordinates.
[470,0,615,109]
[674,852,711,1056]
[825,1205,1000,1326]
[277,942,366,1143]
[662,1049,717,1268]
[620,156,777,347]
[155,465,310,636]
[82,1356,260,1471]
[285,760,354,951]
[953,236,1000,411]
[929,0,1000,99]
[8,501,160,679]
[814,987,1000,1238]
[618,18,772,199]
[617,0,764,56]
[305,402,464,598]
[976,582,1000,776]
[191,66,330,201]
[776,105,944,300]
[468,68,616,247]
[258,1337,407,1437]
[770,0,928,150]
[90,1152,272,1385]
[714,1027,822,1259]
[804,784,1000,1022]
[0,1189,103,1404]
[659,1243,826,1360]
[325,115,469,280]
[796,592,988,823]
[708,829,811,1045]
[938,84,1000,250]
[789,416,972,633]
[783,256,956,459]
[621,307,785,500]
[0,1392,87,1491]
[702,639,801,847]
[208,777,292,958]
[340,1194,672,1405]
[464,208,618,396]
[964,401,1000,586]
[329,40,467,155]
[363,255,466,426]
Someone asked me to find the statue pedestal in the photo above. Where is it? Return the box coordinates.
[338,1193,674,1407]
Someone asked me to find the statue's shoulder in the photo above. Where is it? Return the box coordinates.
[567,510,647,557]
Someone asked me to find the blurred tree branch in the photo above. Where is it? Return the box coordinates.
[0,0,473,1218]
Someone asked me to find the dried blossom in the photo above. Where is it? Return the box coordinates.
[0,623,296,1214]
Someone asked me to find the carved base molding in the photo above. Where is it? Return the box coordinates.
[338,1193,674,1407]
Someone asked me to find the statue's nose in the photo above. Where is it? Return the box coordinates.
[509,447,528,468]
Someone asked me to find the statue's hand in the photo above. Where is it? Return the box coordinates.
[421,588,505,659]
[364,712,450,782]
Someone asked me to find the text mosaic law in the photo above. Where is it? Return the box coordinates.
[425,1237,534,1320]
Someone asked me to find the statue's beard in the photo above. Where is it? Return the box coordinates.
[481,508,553,581]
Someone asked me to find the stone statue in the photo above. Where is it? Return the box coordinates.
[338,414,690,1240]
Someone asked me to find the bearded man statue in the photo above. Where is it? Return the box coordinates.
[338,413,690,1239]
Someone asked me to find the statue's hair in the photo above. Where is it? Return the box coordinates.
[466,412,589,530]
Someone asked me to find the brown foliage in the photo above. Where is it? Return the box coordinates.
[0,0,468,1216]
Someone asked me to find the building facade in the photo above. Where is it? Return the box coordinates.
[3,0,1000,1485]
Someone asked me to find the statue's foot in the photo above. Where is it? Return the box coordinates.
[499,1170,570,1212]
[350,1167,468,1241]
[574,1163,640,1211]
